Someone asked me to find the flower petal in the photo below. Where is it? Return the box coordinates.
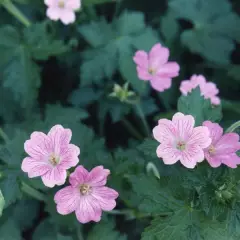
[69,165,88,187]
[21,157,51,178]
[133,50,148,69]
[150,76,172,92]
[215,133,240,154]
[60,10,76,25]
[24,132,52,160]
[54,186,80,215]
[91,186,118,211]
[156,143,180,165]
[188,126,211,149]
[203,121,223,145]
[41,167,67,188]
[220,154,240,168]
[59,144,80,169]
[46,7,61,20]
[66,0,81,10]
[86,166,110,187]
[149,43,169,69]
[157,62,180,78]
[136,66,151,81]
[75,197,102,223]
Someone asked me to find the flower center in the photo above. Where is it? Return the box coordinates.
[49,154,59,166]
[80,184,92,195]
[208,145,216,155]
[176,141,186,151]
[58,0,65,8]
[148,67,156,75]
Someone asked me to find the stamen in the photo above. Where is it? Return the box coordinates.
[80,184,92,195]
[58,0,65,8]
[148,68,156,75]
[176,141,186,151]
[208,145,216,154]
[49,154,59,166]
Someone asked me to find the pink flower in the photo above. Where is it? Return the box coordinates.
[133,43,180,92]
[22,125,80,188]
[54,165,119,224]
[153,112,211,168]
[180,74,220,105]
[44,0,81,25]
[203,121,240,168]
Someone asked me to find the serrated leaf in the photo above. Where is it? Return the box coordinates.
[0,219,21,240]
[0,189,4,217]
[137,139,159,158]
[24,22,69,60]
[87,219,126,240]
[177,87,222,126]
[169,0,240,64]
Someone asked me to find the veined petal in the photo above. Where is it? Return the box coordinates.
[157,62,180,78]
[188,126,211,149]
[156,143,180,165]
[69,166,88,187]
[86,166,110,187]
[203,121,223,145]
[59,144,80,169]
[215,133,240,154]
[149,43,169,68]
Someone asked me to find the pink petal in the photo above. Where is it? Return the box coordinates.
[41,167,67,188]
[48,125,72,155]
[153,119,177,143]
[149,43,169,69]
[172,112,195,140]
[215,133,240,154]
[86,166,110,187]
[91,186,118,211]
[157,62,180,78]
[66,0,81,10]
[190,75,206,85]
[221,154,240,168]
[75,197,102,223]
[203,121,223,145]
[136,66,151,81]
[24,132,52,160]
[188,126,211,149]
[44,0,56,6]
[156,143,180,165]
[179,80,194,95]
[21,157,51,178]
[60,10,76,25]
[69,165,88,187]
[133,50,148,69]
[205,154,222,168]
[54,186,80,215]
[180,145,204,168]
[210,96,221,105]
[46,7,61,20]
[150,76,172,92]
[58,144,80,169]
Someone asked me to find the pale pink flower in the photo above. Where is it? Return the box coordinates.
[133,43,180,92]
[54,165,119,224]
[44,0,81,25]
[203,121,240,168]
[153,112,211,168]
[180,74,220,105]
[22,125,80,188]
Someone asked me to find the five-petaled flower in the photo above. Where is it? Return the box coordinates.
[44,0,81,25]
[54,165,119,224]
[133,43,180,92]
[203,121,240,168]
[180,74,220,105]
[21,125,80,188]
[153,112,212,168]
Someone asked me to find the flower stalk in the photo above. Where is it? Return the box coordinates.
[226,120,240,133]
[21,181,46,202]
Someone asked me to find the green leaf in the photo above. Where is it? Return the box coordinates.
[177,87,222,125]
[0,219,21,240]
[0,189,4,217]
[169,0,240,64]
[0,25,41,109]
[0,170,21,208]
[24,22,69,60]
[141,208,194,240]
[83,0,113,5]
[137,138,159,158]
[87,219,127,240]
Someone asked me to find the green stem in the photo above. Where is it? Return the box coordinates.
[76,226,84,240]
[1,0,31,27]
[226,120,240,133]
[21,182,46,202]
[122,119,143,140]
[135,103,151,137]
[0,128,9,142]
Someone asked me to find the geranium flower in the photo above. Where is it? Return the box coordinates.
[44,0,81,25]
[153,112,211,168]
[133,43,180,92]
[203,121,240,168]
[180,74,220,105]
[22,125,80,188]
[54,165,119,223]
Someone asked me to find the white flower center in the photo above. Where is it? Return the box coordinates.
[49,154,59,166]
[176,141,186,151]
[58,0,65,8]
[80,184,92,195]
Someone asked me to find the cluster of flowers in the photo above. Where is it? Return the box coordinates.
[22,125,119,223]
[134,43,220,105]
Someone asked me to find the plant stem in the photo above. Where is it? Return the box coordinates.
[76,226,84,240]
[135,103,151,137]
[21,182,46,202]
[0,128,9,142]
[1,0,31,27]
[226,120,240,133]
[122,119,143,140]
